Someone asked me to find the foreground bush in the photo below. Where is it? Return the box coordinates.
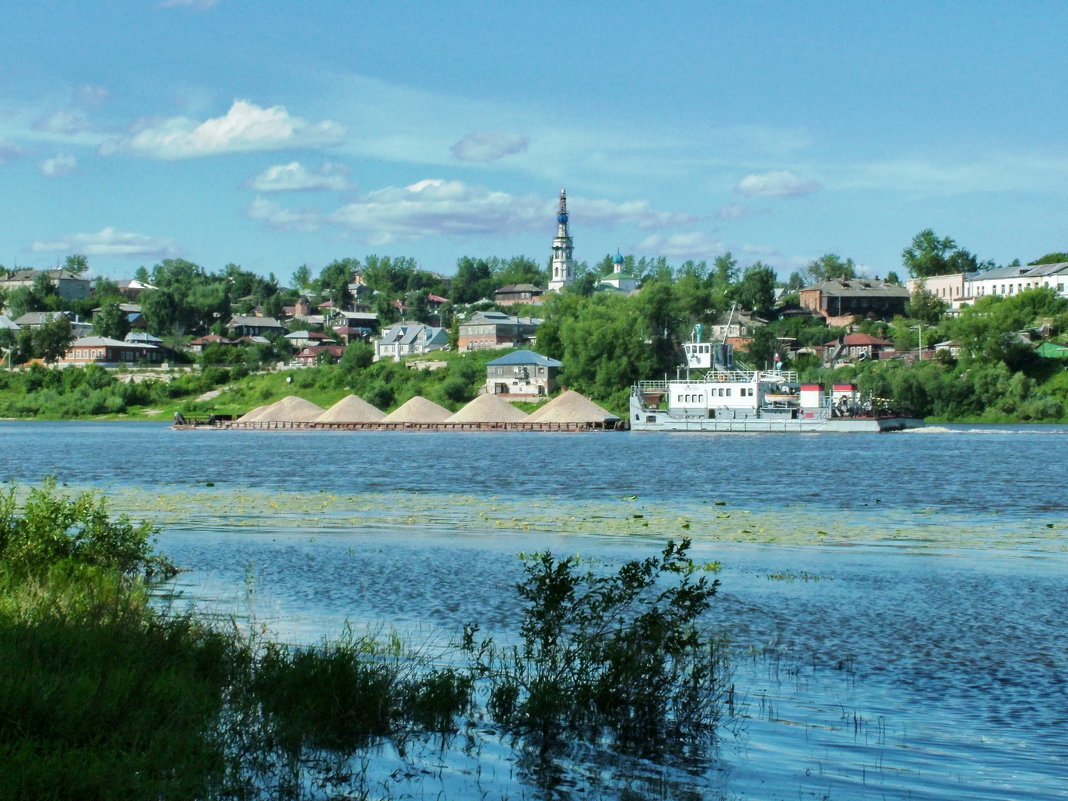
[0,479,175,578]
[0,563,238,800]
[463,539,729,753]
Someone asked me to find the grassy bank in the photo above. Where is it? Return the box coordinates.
[0,349,556,422]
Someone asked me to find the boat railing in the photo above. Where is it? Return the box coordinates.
[635,368,798,389]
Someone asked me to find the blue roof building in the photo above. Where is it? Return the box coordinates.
[485,350,563,397]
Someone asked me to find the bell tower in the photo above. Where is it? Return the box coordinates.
[547,188,575,291]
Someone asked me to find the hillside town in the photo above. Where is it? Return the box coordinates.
[2,190,1068,422]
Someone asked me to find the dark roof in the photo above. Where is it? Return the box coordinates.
[804,279,909,298]
[495,283,544,294]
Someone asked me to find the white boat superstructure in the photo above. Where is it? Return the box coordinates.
[630,337,923,433]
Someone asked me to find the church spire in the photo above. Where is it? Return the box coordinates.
[547,188,575,291]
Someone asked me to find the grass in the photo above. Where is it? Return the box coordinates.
[0,481,733,799]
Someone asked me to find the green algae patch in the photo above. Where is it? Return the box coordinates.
[38,483,1065,554]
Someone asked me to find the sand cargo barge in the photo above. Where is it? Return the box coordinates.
[174,391,625,432]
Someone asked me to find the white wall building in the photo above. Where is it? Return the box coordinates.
[547,189,575,292]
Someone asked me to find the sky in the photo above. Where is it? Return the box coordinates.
[2,1,1067,284]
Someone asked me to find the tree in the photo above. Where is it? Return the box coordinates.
[64,254,89,274]
[32,314,75,363]
[452,257,494,304]
[906,284,948,326]
[709,253,738,307]
[292,264,313,292]
[140,289,183,337]
[1029,252,1068,266]
[338,340,374,371]
[93,301,131,340]
[902,229,958,278]
[318,259,355,309]
[801,253,856,285]
[735,263,776,314]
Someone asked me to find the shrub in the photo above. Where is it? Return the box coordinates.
[463,539,729,752]
[0,479,174,578]
[252,625,472,753]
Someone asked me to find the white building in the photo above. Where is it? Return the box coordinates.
[966,262,1068,301]
[598,250,638,293]
[906,262,1068,311]
[547,189,575,292]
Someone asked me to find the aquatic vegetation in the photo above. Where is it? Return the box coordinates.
[766,570,830,582]
[251,624,472,752]
[462,539,731,755]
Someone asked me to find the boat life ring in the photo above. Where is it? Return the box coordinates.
[716,373,727,381]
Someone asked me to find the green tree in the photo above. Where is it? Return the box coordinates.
[140,289,183,337]
[292,264,313,292]
[906,283,948,326]
[452,257,494,304]
[32,314,75,363]
[1029,252,1068,266]
[338,340,374,371]
[735,263,776,314]
[801,253,856,285]
[318,259,355,309]
[709,253,738,307]
[64,254,89,274]
[92,301,131,340]
[903,229,961,278]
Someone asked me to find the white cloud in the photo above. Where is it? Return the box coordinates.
[100,99,345,160]
[246,197,322,232]
[633,232,726,260]
[320,179,695,246]
[40,153,77,177]
[450,131,529,163]
[328,179,542,245]
[735,170,820,198]
[247,161,351,192]
[31,227,178,258]
[577,197,696,230]
[33,109,94,135]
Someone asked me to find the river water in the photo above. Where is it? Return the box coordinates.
[2,421,1067,800]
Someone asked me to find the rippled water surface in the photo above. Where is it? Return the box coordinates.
[3,421,1067,799]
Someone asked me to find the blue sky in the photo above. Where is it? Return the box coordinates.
[2,1,1067,283]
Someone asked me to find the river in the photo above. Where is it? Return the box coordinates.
[2,421,1066,799]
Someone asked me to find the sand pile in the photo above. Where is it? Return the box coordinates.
[237,404,270,422]
[445,393,528,424]
[250,395,324,423]
[381,396,452,423]
[316,395,385,423]
[524,390,617,424]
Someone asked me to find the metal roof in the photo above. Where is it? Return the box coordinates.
[486,350,562,367]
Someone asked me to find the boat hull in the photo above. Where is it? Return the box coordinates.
[628,413,923,432]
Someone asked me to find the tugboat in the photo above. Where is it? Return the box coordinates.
[629,326,923,433]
